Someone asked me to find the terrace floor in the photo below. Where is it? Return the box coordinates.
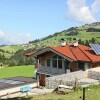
[0,76,37,90]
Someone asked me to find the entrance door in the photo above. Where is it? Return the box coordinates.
[78,62,84,71]
[64,60,70,73]
[39,74,45,86]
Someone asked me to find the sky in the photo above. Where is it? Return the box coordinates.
[0,0,100,44]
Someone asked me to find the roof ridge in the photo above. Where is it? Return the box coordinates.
[78,46,93,62]
[69,46,78,61]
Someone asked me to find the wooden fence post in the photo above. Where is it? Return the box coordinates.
[83,87,85,100]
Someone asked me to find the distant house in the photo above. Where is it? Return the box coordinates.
[33,42,100,85]
[25,52,36,57]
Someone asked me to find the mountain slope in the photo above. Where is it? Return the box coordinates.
[29,22,100,50]
[0,22,100,57]
[0,45,24,58]
[0,22,100,66]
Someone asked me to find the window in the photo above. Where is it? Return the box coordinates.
[53,59,57,68]
[52,55,63,69]
[46,58,51,67]
[52,55,57,68]
[58,59,62,69]
[58,56,62,69]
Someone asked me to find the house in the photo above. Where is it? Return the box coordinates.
[33,42,100,86]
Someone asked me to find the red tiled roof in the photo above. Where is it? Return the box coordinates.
[50,45,100,62]
[79,45,100,62]
[50,45,76,60]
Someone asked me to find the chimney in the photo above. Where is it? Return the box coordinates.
[73,41,78,46]
[73,38,79,46]
[60,38,66,46]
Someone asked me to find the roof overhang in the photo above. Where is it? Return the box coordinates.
[34,47,74,62]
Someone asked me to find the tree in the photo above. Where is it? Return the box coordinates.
[78,39,83,44]
[91,37,96,44]
[0,62,3,68]
[85,40,89,46]
[8,59,18,66]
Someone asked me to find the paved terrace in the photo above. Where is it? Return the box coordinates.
[0,76,37,90]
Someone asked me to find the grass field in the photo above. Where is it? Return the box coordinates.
[0,45,24,58]
[7,84,100,100]
[0,65,34,79]
[31,85,100,100]
[0,45,23,52]
[0,65,100,100]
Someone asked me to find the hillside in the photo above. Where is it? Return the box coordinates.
[28,22,100,50]
[0,22,100,66]
[1,22,100,53]
[0,44,34,67]
[0,45,24,58]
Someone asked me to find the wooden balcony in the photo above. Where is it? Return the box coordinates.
[37,65,67,75]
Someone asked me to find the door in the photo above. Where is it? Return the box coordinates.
[78,62,84,71]
[39,74,45,86]
[64,60,70,73]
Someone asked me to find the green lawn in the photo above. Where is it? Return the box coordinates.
[7,84,100,100]
[0,65,34,79]
[30,85,100,100]
[0,65,100,100]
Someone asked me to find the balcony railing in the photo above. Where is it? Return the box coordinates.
[37,65,66,75]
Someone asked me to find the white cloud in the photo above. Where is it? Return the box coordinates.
[18,33,31,37]
[0,31,32,45]
[91,0,100,13]
[0,31,5,36]
[18,33,23,36]
[13,33,31,44]
[26,33,30,37]
[66,0,96,23]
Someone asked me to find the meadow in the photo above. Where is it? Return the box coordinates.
[7,84,100,100]
[0,65,100,100]
[0,65,34,79]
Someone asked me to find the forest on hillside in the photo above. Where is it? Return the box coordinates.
[0,22,100,67]
[0,37,97,67]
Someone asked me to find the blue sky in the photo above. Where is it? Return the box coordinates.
[0,0,100,44]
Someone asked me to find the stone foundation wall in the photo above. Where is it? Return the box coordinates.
[88,70,100,80]
[45,71,84,89]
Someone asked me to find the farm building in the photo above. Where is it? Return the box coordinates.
[33,42,100,86]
